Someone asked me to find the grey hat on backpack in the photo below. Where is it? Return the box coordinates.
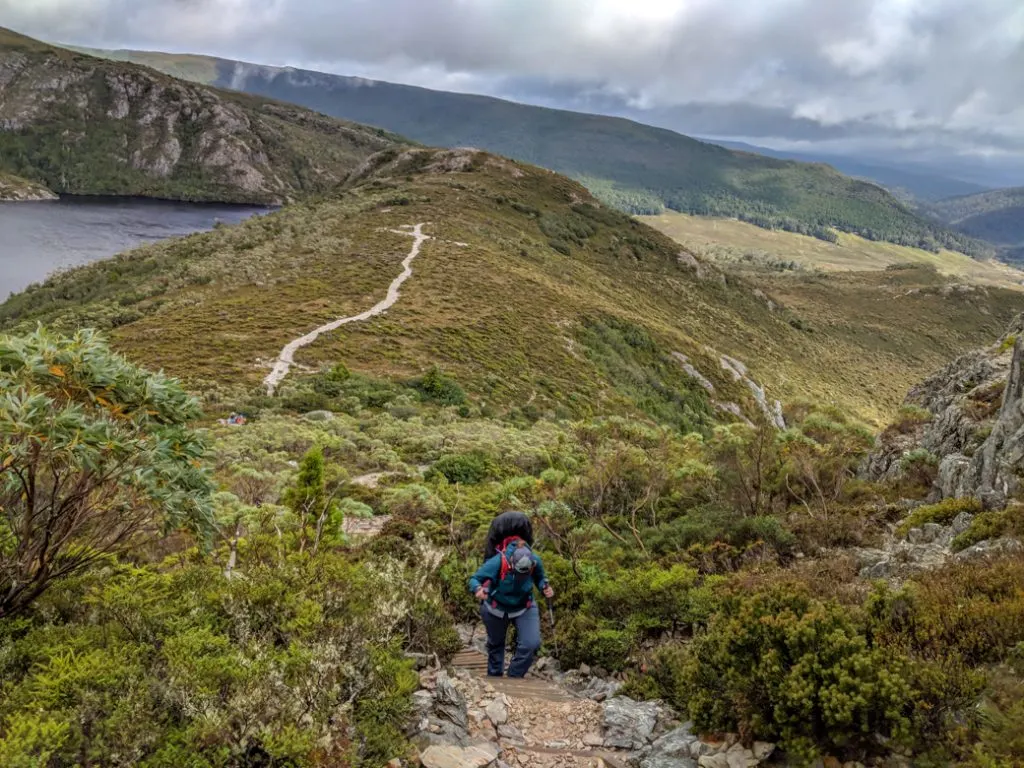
[511,546,533,573]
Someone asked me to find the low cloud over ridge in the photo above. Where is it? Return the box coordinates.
[3,0,1024,167]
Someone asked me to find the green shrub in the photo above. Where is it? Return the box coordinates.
[899,449,940,495]
[312,362,352,397]
[0,553,428,767]
[951,504,1024,552]
[428,451,495,485]
[896,497,983,537]
[581,564,699,636]
[677,585,913,762]
[973,664,1024,766]
[869,557,1024,667]
[558,619,633,672]
[0,327,213,617]
[414,367,466,406]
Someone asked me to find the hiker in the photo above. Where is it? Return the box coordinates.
[468,533,554,678]
[483,510,533,559]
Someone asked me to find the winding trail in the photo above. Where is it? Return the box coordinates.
[264,223,431,394]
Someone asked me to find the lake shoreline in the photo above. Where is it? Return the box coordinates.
[0,198,268,299]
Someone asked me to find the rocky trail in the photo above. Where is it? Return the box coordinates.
[263,223,431,394]
[410,630,783,768]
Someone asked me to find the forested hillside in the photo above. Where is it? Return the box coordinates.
[927,187,1024,249]
[71,46,988,256]
[0,28,403,204]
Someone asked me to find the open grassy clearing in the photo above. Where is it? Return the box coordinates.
[641,211,1024,289]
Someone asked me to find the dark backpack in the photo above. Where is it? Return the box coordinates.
[484,511,533,559]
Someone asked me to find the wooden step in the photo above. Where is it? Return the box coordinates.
[451,648,576,702]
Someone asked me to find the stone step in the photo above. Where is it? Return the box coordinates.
[506,744,628,768]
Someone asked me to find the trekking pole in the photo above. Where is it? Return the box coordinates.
[546,599,559,659]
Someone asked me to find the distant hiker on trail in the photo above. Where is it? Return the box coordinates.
[469,521,554,678]
[483,510,533,559]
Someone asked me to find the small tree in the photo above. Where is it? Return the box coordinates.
[0,328,214,617]
[282,446,343,555]
[707,421,780,517]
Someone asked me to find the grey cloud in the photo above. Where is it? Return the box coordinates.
[2,0,1024,164]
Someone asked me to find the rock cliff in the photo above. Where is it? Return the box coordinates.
[868,315,1024,506]
[0,27,401,204]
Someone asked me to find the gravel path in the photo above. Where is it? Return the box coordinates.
[264,223,431,394]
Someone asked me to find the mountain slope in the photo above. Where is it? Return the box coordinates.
[0,28,403,204]
[927,187,1024,246]
[67,45,986,256]
[704,139,991,203]
[3,147,1021,425]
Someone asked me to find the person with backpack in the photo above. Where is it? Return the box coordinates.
[468,533,554,678]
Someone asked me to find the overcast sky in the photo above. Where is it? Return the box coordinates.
[4,0,1024,169]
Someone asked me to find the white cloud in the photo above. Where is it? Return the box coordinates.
[2,0,1023,157]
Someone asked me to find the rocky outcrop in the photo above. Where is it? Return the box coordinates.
[0,28,397,204]
[0,171,56,201]
[867,317,1024,506]
[854,509,1022,581]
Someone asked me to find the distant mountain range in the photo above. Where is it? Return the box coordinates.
[0,29,401,205]
[66,46,990,257]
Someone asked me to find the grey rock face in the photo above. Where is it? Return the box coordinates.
[641,724,701,768]
[866,318,1024,504]
[602,696,662,750]
[434,672,469,732]
[955,537,1024,561]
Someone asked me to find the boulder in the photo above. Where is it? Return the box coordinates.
[485,696,509,726]
[602,696,662,750]
[434,672,469,732]
[640,724,700,768]
[419,742,499,768]
[697,755,729,768]
[951,511,975,534]
[724,743,759,768]
[412,690,436,715]
[751,742,775,762]
[955,537,1024,561]
[497,723,525,743]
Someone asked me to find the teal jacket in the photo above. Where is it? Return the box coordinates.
[468,551,549,612]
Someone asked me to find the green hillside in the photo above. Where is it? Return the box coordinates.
[3,147,1019,425]
[68,45,987,256]
[0,28,403,204]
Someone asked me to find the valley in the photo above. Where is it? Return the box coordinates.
[642,210,1024,288]
[6,147,1019,427]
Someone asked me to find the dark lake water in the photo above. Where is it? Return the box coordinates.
[0,197,266,299]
